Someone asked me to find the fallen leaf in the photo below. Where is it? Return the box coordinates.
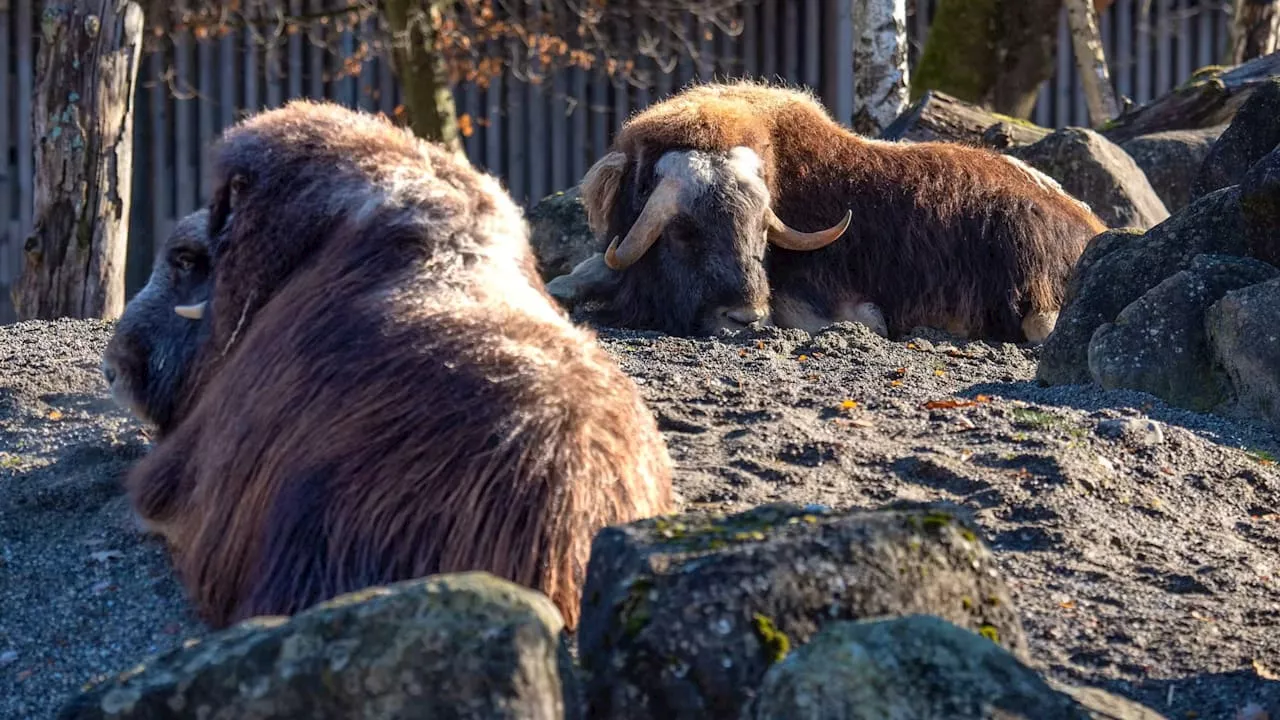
[797,354,810,363]
[906,342,919,350]
[48,409,63,421]
[839,399,858,411]
[1252,658,1278,680]
[756,341,765,350]
[890,380,903,387]
[933,368,945,377]
[923,398,975,410]
[1059,600,1076,609]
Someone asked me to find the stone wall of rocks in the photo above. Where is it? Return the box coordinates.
[58,503,1164,719]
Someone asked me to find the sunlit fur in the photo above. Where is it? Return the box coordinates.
[119,100,674,630]
[579,79,1109,343]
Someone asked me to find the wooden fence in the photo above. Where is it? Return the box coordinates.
[0,0,1239,321]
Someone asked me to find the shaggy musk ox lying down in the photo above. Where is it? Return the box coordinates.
[547,80,1108,343]
[100,100,674,630]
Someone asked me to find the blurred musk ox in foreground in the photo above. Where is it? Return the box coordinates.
[100,100,674,630]
[548,81,1108,343]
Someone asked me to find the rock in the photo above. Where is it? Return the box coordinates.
[528,186,598,282]
[1007,127,1170,231]
[1206,277,1280,428]
[1240,145,1280,269]
[577,502,1027,720]
[58,572,580,720]
[1087,254,1280,412]
[1121,126,1224,212]
[1095,417,1166,447]
[747,615,1166,720]
[1036,188,1252,386]
[1192,79,1280,200]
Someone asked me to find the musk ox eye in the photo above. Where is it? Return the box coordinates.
[169,248,201,273]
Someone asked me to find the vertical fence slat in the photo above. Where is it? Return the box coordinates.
[288,0,303,99]
[570,68,587,180]
[1156,0,1173,96]
[1055,8,1071,127]
[784,0,800,83]
[1136,0,1152,103]
[591,69,608,160]
[244,23,260,112]
[1197,0,1214,68]
[0,2,11,276]
[198,33,215,203]
[1117,0,1134,99]
[484,40,502,175]
[267,19,283,108]
[763,0,778,79]
[832,0,854,126]
[506,53,526,203]
[219,29,237,129]
[528,68,548,203]
[308,0,324,99]
[743,2,758,78]
[175,13,196,217]
[358,15,375,111]
[698,21,714,81]
[1176,0,1191,84]
[549,71,567,193]
[150,52,170,251]
[803,0,821,92]
[16,0,31,237]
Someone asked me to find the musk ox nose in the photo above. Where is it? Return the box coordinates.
[723,306,768,326]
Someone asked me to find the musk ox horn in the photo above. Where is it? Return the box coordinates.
[765,207,852,252]
[174,302,207,320]
[604,174,682,271]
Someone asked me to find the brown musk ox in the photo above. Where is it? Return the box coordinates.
[546,80,1108,343]
[100,99,674,631]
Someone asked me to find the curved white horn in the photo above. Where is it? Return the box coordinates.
[174,302,207,320]
[766,208,852,251]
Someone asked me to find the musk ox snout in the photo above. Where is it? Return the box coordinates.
[558,145,850,337]
[103,210,212,436]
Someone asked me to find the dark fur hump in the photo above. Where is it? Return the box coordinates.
[121,99,674,630]
[571,80,1108,343]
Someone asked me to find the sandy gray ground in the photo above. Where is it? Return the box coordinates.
[1,317,1278,719]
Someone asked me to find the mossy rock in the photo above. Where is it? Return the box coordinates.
[577,502,1027,720]
[57,572,581,720]
[747,615,1167,720]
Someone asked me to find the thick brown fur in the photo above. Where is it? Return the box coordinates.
[579,79,1108,342]
[121,99,673,631]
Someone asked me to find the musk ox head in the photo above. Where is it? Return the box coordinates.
[548,85,851,337]
[102,210,212,437]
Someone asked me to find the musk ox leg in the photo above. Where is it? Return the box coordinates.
[545,252,620,308]
[834,300,889,337]
[1021,310,1060,344]
[770,293,835,335]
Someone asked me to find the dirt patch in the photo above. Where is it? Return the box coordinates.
[1,318,1278,719]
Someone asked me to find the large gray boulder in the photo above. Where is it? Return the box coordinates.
[57,572,580,720]
[747,615,1166,720]
[1241,145,1280,269]
[577,502,1027,720]
[1007,127,1169,231]
[1036,188,1250,386]
[1191,78,1280,201]
[1207,277,1280,427]
[1120,126,1224,212]
[1087,254,1279,412]
[528,186,597,282]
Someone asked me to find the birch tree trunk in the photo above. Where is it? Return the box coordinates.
[15,0,145,321]
[1228,0,1280,64]
[1064,0,1121,127]
[852,0,909,136]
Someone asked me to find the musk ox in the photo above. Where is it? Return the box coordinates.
[100,100,674,630]
[547,80,1108,343]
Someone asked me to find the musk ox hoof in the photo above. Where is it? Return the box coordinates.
[545,252,618,309]
[747,615,1165,720]
[57,572,581,720]
[576,501,1028,719]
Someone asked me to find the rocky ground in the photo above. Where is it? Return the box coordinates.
[1,317,1278,719]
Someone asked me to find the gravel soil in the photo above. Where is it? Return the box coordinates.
[2,317,1278,720]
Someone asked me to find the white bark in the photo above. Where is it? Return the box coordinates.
[1228,0,1280,64]
[851,0,909,137]
[1065,0,1121,127]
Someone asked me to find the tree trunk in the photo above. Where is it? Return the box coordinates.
[879,89,1053,146]
[15,0,144,321]
[1065,0,1121,126]
[852,0,910,136]
[1099,51,1280,144]
[1228,0,1280,64]
[381,0,461,152]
